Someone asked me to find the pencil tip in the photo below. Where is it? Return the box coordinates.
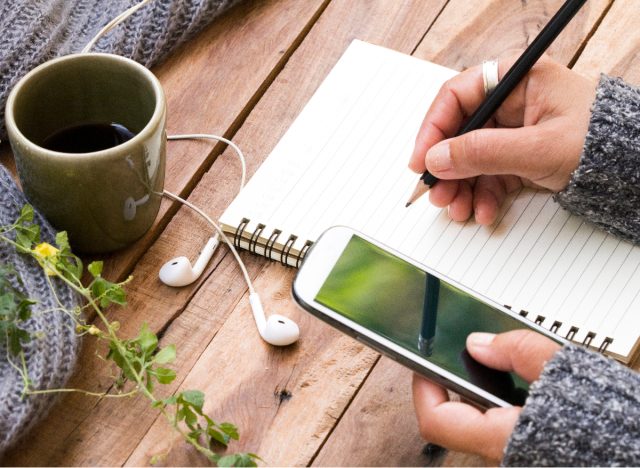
[405,202,412,208]
[406,178,431,207]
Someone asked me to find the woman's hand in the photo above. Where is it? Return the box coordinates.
[408,56,596,224]
[412,330,561,463]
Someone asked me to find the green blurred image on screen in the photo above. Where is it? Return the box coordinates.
[315,235,529,405]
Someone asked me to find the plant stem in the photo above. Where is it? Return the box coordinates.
[26,388,138,398]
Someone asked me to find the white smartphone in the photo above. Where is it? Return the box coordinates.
[292,226,564,408]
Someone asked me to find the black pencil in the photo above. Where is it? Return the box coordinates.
[406,0,588,207]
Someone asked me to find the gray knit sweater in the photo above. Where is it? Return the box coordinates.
[502,76,640,466]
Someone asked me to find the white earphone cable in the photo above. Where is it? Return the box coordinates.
[164,133,254,294]
[161,189,255,294]
[82,0,152,54]
[167,134,246,190]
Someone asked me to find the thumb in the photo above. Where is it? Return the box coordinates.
[426,125,566,190]
[466,330,561,383]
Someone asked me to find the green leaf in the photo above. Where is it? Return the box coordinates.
[0,266,36,355]
[17,298,35,321]
[137,324,158,354]
[88,261,103,278]
[181,406,198,427]
[153,367,176,385]
[217,454,259,467]
[90,277,127,308]
[219,422,239,441]
[17,204,34,224]
[15,224,40,252]
[154,344,176,364]
[207,427,230,446]
[180,390,205,412]
[55,231,70,252]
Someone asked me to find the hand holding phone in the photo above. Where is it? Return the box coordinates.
[292,226,564,408]
[413,329,561,462]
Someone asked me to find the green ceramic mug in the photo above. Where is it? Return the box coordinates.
[5,53,166,253]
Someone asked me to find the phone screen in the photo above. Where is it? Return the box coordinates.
[314,234,530,406]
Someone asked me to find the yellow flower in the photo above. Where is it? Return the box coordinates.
[33,242,60,276]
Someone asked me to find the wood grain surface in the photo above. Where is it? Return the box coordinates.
[1,0,636,466]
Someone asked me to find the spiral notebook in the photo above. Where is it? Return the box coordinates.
[220,40,640,363]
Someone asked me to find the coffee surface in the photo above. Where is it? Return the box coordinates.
[42,122,136,153]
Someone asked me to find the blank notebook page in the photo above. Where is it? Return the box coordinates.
[220,40,640,360]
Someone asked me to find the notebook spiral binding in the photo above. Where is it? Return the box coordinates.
[505,305,613,354]
[233,218,314,268]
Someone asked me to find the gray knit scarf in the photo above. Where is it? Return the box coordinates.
[0,164,79,455]
[0,0,240,454]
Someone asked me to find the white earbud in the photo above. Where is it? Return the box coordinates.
[249,292,299,346]
[159,236,220,287]
[123,194,150,221]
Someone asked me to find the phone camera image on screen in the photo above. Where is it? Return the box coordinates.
[314,235,529,406]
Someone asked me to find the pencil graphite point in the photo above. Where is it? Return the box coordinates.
[406,179,431,207]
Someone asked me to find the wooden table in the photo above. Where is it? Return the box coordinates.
[2,0,639,465]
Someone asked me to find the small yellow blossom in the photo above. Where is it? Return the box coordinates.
[33,242,60,276]
[87,325,101,336]
[33,242,59,258]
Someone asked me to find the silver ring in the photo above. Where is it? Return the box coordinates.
[482,60,499,96]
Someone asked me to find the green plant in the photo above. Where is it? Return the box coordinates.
[0,205,259,466]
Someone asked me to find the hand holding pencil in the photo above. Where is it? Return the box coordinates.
[407,55,595,224]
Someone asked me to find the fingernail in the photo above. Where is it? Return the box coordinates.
[426,142,451,172]
[467,332,496,347]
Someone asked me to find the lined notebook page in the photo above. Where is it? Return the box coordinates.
[220,40,640,360]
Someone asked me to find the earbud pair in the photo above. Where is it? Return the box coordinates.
[159,236,299,346]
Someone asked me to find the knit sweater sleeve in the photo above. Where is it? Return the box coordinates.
[502,345,640,466]
[555,75,640,244]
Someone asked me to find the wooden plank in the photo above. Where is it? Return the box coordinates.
[572,0,640,84]
[312,357,490,467]
[312,0,611,466]
[311,357,434,467]
[1,0,330,464]
[100,0,453,465]
[414,0,611,68]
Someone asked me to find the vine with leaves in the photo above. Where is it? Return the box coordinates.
[0,205,259,466]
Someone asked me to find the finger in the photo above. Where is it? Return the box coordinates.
[408,65,486,173]
[473,175,507,225]
[427,124,574,190]
[409,59,518,173]
[448,179,473,222]
[412,373,449,407]
[429,179,460,207]
[413,374,521,461]
[467,330,561,382]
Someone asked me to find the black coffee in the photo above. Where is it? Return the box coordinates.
[42,122,136,153]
